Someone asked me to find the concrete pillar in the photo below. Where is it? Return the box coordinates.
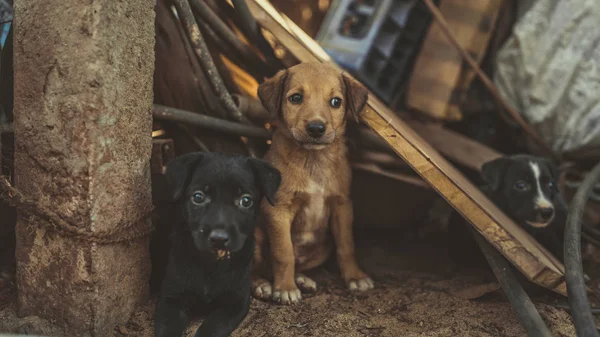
[13,1,155,336]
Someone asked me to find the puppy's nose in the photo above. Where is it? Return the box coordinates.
[306,121,326,138]
[209,229,230,247]
[538,207,555,221]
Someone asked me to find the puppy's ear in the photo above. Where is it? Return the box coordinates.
[247,158,281,206]
[342,72,368,123]
[540,157,560,190]
[165,152,205,202]
[481,157,511,191]
[258,69,288,118]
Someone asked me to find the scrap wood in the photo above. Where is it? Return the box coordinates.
[247,0,567,295]
[420,0,553,157]
[450,282,501,300]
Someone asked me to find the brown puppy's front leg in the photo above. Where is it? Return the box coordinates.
[266,205,302,304]
[330,197,374,292]
[251,225,274,300]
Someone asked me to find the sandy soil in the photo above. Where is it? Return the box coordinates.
[0,229,586,337]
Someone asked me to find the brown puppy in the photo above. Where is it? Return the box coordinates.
[252,62,374,304]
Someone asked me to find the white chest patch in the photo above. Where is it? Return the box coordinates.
[306,178,325,194]
[529,161,552,209]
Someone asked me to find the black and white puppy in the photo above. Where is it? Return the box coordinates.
[480,154,567,260]
[155,152,281,337]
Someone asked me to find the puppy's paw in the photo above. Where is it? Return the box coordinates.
[347,277,374,292]
[252,278,273,300]
[295,274,317,294]
[272,287,302,305]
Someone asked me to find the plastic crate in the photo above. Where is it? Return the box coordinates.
[316,0,435,106]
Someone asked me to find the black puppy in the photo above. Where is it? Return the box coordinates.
[480,154,567,260]
[445,155,567,267]
[155,152,281,337]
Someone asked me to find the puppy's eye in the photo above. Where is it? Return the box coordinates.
[289,93,303,104]
[330,97,342,108]
[548,181,555,189]
[192,191,207,205]
[238,194,253,209]
[513,181,530,191]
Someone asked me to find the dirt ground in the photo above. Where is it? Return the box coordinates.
[0,227,587,337]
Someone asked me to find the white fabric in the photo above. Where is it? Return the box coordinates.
[494,0,600,157]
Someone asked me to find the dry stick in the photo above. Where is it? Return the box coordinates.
[196,18,264,82]
[173,0,249,124]
[231,94,270,122]
[167,1,223,117]
[231,0,283,74]
[153,104,272,139]
[421,0,554,157]
[174,123,211,152]
[190,0,272,76]
[175,0,262,157]
[0,124,12,134]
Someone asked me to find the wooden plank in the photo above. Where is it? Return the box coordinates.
[357,122,502,172]
[406,120,502,171]
[247,0,566,295]
[351,162,431,189]
[406,0,503,121]
[445,0,504,119]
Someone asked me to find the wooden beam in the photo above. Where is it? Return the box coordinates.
[406,120,502,171]
[248,0,566,295]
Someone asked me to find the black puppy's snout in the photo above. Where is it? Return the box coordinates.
[209,229,230,247]
[306,120,326,138]
[538,207,554,221]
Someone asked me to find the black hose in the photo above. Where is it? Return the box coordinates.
[565,161,600,337]
[550,303,600,315]
[472,230,553,337]
[556,192,600,245]
[153,105,272,139]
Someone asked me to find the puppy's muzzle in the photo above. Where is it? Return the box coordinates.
[209,229,231,260]
[209,229,230,249]
[538,207,554,222]
[526,206,555,228]
[306,120,326,139]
